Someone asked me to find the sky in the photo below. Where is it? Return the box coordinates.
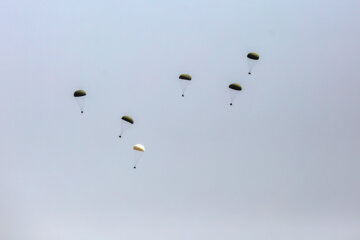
[0,0,360,239]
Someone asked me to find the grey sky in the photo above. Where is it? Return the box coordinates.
[1,0,360,239]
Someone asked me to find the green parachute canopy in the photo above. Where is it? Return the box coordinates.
[73,90,87,113]
[122,116,134,124]
[74,90,86,97]
[179,74,192,80]
[119,115,134,138]
[229,83,242,91]
[247,52,260,60]
[228,83,242,106]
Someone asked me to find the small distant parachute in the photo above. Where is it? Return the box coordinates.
[178,74,192,97]
[247,52,260,75]
[228,83,242,106]
[119,115,134,138]
[133,144,145,169]
[73,90,87,113]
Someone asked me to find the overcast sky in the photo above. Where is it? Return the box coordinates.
[1,0,360,239]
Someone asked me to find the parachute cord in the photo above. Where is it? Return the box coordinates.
[119,130,124,139]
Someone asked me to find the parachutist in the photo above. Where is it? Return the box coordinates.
[179,74,191,98]
[133,144,145,169]
[74,90,86,113]
[248,72,251,75]
[228,84,242,106]
[119,135,122,138]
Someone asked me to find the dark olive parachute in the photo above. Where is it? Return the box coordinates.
[179,74,192,80]
[74,90,86,97]
[247,52,260,60]
[228,83,242,106]
[121,116,134,124]
[229,83,242,91]
[247,52,260,75]
[178,74,192,97]
[73,90,87,113]
[119,115,134,138]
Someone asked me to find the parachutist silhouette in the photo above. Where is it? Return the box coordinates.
[182,94,184,97]
[81,111,83,113]
[248,72,251,75]
[230,103,232,106]
[119,135,122,138]
[133,166,136,169]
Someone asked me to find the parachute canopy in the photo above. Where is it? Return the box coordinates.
[228,83,242,106]
[247,52,260,60]
[122,116,134,124]
[178,74,192,97]
[179,74,192,80]
[133,144,145,169]
[73,90,87,113]
[247,52,260,75]
[74,90,86,97]
[133,144,145,152]
[119,115,134,138]
[229,83,242,91]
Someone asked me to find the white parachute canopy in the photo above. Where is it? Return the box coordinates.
[133,144,145,169]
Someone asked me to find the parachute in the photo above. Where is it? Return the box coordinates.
[119,115,134,138]
[73,90,86,113]
[247,52,260,75]
[178,74,192,97]
[228,83,242,106]
[133,144,145,169]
